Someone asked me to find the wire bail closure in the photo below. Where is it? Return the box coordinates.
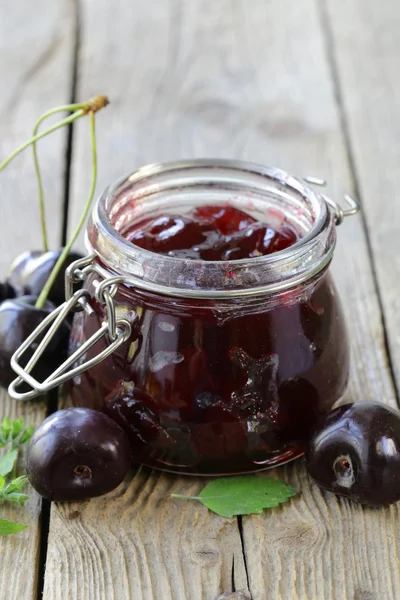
[8,260,132,401]
[303,176,360,225]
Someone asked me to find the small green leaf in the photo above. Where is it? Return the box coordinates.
[4,493,30,507]
[18,425,35,445]
[0,475,5,492]
[1,417,12,440]
[172,476,296,518]
[11,417,25,440]
[0,518,27,536]
[3,476,28,494]
[0,449,18,477]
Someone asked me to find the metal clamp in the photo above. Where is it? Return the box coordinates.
[304,176,360,225]
[8,263,132,401]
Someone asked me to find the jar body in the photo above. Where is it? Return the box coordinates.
[68,267,349,475]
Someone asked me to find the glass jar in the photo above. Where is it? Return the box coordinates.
[65,160,355,475]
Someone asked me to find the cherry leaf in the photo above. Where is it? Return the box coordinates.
[172,475,296,518]
[0,449,18,477]
[0,518,27,536]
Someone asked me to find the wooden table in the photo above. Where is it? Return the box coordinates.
[1,1,399,598]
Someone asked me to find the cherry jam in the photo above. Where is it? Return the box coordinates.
[69,203,349,475]
[126,205,298,260]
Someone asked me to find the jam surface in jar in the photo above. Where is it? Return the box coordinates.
[69,204,349,475]
[126,205,298,260]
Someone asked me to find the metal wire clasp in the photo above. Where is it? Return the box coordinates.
[8,258,132,402]
[304,176,360,225]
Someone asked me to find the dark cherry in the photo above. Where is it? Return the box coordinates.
[6,249,84,307]
[104,380,201,468]
[104,380,170,449]
[26,407,131,501]
[0,282,15,303]
[0,295,70,389]
[305,402,400,506]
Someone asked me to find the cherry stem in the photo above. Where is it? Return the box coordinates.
[170,494,202,500]
[0,110,85,173]
[32,105,83,253]
[32,105,81,253]
[35,111,98,309]
[31,98,108,254]
[0,96,108,173]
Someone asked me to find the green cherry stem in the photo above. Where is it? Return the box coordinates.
[31,98,108,253]
[35,111,98,309]
[32,116,49,253]
[0,96,108,173]
[0,110,85,173]
[170,494,202,499]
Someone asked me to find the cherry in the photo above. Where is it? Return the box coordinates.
[194,205,256,234]
[305,402,400,506]
[26,407,131,501]
[104,380,169,448]
[0,295,70,389]
[0,282,15,303]
[104,380,200,467]
[6,249,83,307]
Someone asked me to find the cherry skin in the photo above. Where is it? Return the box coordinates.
[104,380,200,467]
[104,380,169,449]
[6,249,84,307]
[0,282,15,303]
[0,295,70,389]
[26,408,132,501]
[305,402,400,506]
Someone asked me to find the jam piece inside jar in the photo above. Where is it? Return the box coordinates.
[126,205,298,260]
[68,202,349,475]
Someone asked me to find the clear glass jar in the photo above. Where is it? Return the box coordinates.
[67,160,351,475]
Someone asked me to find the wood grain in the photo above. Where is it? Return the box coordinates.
[0,0,75,275]
[323,0,400,389]
[0,0,75,598]
[49,0,398,599]
[44,468,248,600]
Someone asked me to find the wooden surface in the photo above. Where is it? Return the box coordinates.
[0,0,74,598]
[2,0,400,598]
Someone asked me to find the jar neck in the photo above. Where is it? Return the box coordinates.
[86,160,336,299]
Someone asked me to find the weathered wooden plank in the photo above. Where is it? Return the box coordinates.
[0,0,75,598]
[50,1,397,599]
[323,0,400,392]
[45,467,248,600]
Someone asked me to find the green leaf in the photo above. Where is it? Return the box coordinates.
[3,476,28,495]
[0,475,5,492]
[4,493,30,507]
[0,518,27,536]
[1,417,12,440]
[0,449,18,477]
[18,425,35,445]
[172,476,296,518]
[11,417,25,440]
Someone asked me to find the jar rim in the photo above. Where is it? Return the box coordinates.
[86,159,336,298]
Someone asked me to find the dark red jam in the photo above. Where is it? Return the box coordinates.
[126,205,298,260]
[69,205,349,475]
